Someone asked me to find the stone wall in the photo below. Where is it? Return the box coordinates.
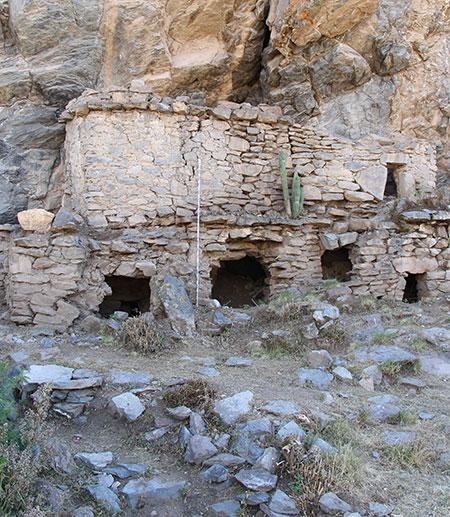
[0,225,13,305]
[1,92,448,329]
[63,91,437,231]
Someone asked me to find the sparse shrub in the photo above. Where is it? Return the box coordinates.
[322,418,354,447]
[162,379,216,411]
[320,324,348,350]
[388,410,417,426]
[323,443,362,493]
[0,383,52,515]
[380,359,421,380]
[383,441,433,469]
[359,296,377,311]
[119,315,166,354]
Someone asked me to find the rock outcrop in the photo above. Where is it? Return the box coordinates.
[0,0,448,223]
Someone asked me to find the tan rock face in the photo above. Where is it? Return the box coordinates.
[17,209,55,232]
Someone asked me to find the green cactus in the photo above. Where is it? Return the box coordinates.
[291,170,304,217]
[279,150,292,217]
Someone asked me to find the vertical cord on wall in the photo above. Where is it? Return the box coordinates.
[195,156,202,307]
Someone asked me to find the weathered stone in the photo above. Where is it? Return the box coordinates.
[121,478,187,510]
[269,489,300,515]
[368,502,393,516]
[235,468,278,492]
[17,208,55,232]
[201,464,229,483]
[354,346,416,364]
[184,435,218,464]
[204,453,246,467]
[332,366,353,382]
[261,400,300,417]
[214,391,253,425]
[109,370,152,387]
[225,356,253,367]
[307,350,333,368]
[319,492,352,514]
[276,421,306,442]
[383,431,416,446]
[254,447,280,474]
[86,485,121,514]
[211,500,241,516]
[109,392,145,421]
[75,452,113,469]
[298,368,333,390]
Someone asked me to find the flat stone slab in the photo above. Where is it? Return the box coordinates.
[203,453,246,467]
[421,327,450,349]
[109,370,152,386]
[197,367,220,377]
[109,392,145,421]
[332,366,353,382]
[24,364,74,385]
[75,452,114,469]
[419,353,450,377]
[261,400,300,416]
[211,500,241,516]
[52,377,103,390]
[297,368,333,390]
[354,346,416,364]
[319,492,352,514]
[121,478,187,510]
[383,431,416,446]
[225,356,253,367]
[236,418,273,437]
[214,391,253,425]
[277,421,306,442]
[235,468,278,492]
[86,485,121,514]
[368,404,401,422]
[268,489,299,515]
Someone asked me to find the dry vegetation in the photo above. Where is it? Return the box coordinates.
[118,315,167,354]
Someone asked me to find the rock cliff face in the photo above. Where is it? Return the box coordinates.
[0,0,448,223]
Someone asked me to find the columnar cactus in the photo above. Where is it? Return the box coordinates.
[291,170,304,217]
[279,150,292,217]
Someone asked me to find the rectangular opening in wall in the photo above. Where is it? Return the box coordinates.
[384,164,399,197]
[321,247,353,282]
[99,276,150,316]
[211,255,268,308]
[402,272,427,303]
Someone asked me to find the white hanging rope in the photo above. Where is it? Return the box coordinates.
[195,155,202,307]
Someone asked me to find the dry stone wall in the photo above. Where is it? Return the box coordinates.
[1,91,448,329]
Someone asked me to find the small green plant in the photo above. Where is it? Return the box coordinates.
[119,315,166,355]
[322,418,354,448]
[180,486,189,498]
[323,278,340,289]
[279,150,304,218]
[410,338,429,352]
[359,296,377,311]
[288,473,304,495]
[372,332,393,345]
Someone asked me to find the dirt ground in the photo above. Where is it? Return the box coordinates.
[1,294,449,516]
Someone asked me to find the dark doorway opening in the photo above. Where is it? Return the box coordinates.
[99,276,150,317]
[211,256,268,308]
[403,273,426,303]
[321,248,353,282]
[384,164,399,197]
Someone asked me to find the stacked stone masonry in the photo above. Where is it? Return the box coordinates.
[1,91,448,329]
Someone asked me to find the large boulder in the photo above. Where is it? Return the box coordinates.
[151,274,195,334]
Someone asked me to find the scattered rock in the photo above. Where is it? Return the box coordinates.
[261,400,300,417]
[419,353,450,377]
[73,507,95,517]
[254,447,280,473]
[109,392,145,421]
[204,453,246,467]
[214,391,253,425]
[103,463,147,479]
[184,435,218,464]
[421,327,450,350]
[236,418,273,438]
[333,366,353,382]
[277,421,306,442]
[307,349,333,368]
[354,346,416,364]
[298,368,333,390]
[202,464,229,483]
[268,489,300,515]
[211,499,241,516]
[368,501,393,516]
[197,366,220,377]
[189,412,206,434]
[144,427,170,442]
[75,452,114,469]
[225,356,253,367]
[399,377,426,389]
[121,478,186,510]
[383,431,416,446]
[235,468,278,492]
[86,485,121,514]
[167,406,192,420]
[311,437,337,454]
[319,492,352,514]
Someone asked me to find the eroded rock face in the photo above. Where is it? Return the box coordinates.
[0,0,448,224]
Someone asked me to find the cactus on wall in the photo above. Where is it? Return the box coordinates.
[279,149,292,217]
[292,170,304,217]
[279,150,304,218]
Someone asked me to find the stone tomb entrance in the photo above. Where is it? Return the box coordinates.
[211,255,268,308]
[99,276,151,316]
[321,247,353,282]
[403,273,427,303]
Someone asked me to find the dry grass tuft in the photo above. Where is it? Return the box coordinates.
[383,441,433,469]
[119,315,167,354]
[0,384,52,515]
[162,379,216,411]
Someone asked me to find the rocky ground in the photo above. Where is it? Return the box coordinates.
[1,287,449,516]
